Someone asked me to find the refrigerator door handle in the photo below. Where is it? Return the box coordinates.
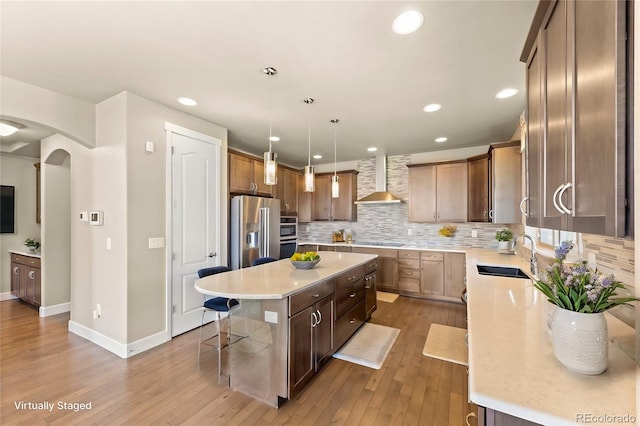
[259,207,270,258]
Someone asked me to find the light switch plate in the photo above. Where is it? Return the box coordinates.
[79,211,89,222]
[148,237,165,249]
[145,141,154,153]
[89,211,104,226]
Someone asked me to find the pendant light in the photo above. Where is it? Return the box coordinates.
[330,119,340,198]
[303,97,315,192]
[263,66,278,186]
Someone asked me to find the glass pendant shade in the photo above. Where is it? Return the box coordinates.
[331,174,340,198]
[264,151,277,185]
[304,165,315,192]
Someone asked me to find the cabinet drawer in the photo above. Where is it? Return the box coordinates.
[398,258,419,269]
[398,250,420,260]
[334,300,366,350]
[11,254,41,268]
[420,251,443,261]
[365,259,377,274]
[398,277,420,293]
[335,277,365,319]
[290,280,335,316]
[398,268,419,279]
[336,265,366,287]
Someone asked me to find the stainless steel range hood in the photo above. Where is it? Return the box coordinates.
[355,156,404,204]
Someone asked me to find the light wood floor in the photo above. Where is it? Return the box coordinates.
[1,296,474,425]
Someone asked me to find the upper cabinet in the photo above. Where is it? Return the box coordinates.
[300,171,358,223]
[467,154,489,222]
[274,167,299,215]
[489,142,522,224]
[408,162,467,223]
[228,151,273,197]
[522,0,628,237]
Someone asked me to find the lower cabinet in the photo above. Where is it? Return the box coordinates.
[351,247,398,291]
[11,253,41,307]
[289,280,334,397]
[396,250,466,303]
[364,258,377,320]
[334,265,367,349]
[420,251,445,296]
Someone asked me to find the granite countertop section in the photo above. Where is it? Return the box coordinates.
[465,249,636,425]
[9,249,41,259]
[298,241,467,253]
[195,251,377,300]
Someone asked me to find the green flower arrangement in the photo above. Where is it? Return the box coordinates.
[533,241,638,313]
[438,225,457,237]
[495,229,514,242]
[24,238,40,250]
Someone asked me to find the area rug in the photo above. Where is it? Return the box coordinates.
[377,291,399,303]
[332,323,400,369]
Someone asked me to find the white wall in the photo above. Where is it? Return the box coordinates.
[0,154,41,294]
[41,153,71,307]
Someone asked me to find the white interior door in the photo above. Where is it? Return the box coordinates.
[169,127,221,336]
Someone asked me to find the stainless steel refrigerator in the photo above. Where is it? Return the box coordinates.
[231,195,280,269]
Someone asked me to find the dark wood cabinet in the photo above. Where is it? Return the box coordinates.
[274,167,299,215]
[228,151,273,196]
[311,171,358,222]
[298,173,312,223]
[11,253,41,307]
[489,142,522,224]
[351,247,398,292]
[522,0,627,236]
[289,280,334,398]
[467,155,489,222]
[408,162,467,223]
[334,265,367,350]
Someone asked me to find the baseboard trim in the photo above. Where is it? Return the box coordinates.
[68,321,128,358]
[39,302,70,317]
[0,292,18,301]
[126,330,170,357]
[68,321,170,359]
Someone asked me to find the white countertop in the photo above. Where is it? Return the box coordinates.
[9,249,41,258]
[465,249,636,425]
[195,251,377,300]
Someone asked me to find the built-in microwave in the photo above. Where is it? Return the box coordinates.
[280,216,297,241]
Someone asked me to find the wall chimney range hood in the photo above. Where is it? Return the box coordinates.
[355,156,404,204]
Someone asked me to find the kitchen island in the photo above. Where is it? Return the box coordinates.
[195,251,377,407]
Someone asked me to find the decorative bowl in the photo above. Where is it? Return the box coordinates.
[291,259,320,270]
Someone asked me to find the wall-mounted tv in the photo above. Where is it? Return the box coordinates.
[1,185,15,233]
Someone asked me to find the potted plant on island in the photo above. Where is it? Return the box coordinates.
[495,228,514,250]
[533,241,638,375]
[24,238,41,253]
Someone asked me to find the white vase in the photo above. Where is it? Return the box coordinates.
[551,308,608,375]
[497,241,512,250]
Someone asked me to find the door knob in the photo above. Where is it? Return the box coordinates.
[208,252,217,258]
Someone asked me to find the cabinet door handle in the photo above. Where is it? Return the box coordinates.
[433,212,436,219]
[349,292,356,298]
[552,184,565,214]
[311,312,318,327]
[312,293,320,298]
[519,197,529,217]
[316,309,321,324]
[349,318,356,324]
[406,272,413,276]
[558,182,572,214]
[28,271,35,279]
[488,209,493,220]
[13,267,19,274]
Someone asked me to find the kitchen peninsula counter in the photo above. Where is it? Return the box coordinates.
[465,250,636,425]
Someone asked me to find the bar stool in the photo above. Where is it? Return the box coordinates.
[251,257,277,266]
[196,266,238,381]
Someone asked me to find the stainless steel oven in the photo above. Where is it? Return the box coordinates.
[279,216,297,259]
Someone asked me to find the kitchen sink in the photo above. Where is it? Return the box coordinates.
[476,265,530,279]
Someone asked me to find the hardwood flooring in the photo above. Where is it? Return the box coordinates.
[1,297,474,425]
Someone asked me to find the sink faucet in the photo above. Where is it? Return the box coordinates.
[522,234,537,276]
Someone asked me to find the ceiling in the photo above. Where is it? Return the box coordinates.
[0,1,536,166]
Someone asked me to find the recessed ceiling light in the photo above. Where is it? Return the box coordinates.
[367,147,378,152]
[392,11,424,35]
[313,154,322,159]
[269,136,280,142]
[495,88,519,99]
[423,103,442,113]
[435,137,448,143]
[177,97,198,106]
[0,122,20,137]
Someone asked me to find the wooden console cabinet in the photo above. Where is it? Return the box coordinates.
[11,253,41,307]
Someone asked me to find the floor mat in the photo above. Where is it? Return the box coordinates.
[377,291,399,303]
[332,323,400,369]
